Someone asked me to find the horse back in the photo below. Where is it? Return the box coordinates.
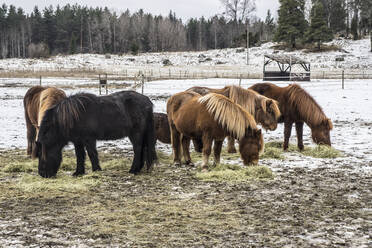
[79,91,153,140]
[24,86,47,127]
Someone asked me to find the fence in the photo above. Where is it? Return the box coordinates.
[1,66,371,81]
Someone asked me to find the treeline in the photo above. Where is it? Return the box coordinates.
[275,0,372,49]
[0,1,371,59]
[0,3,273,58]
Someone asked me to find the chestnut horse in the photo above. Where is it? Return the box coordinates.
[23,86,66,158]
[153,112,171,144]
[167,91,264,169]
[249,83,333,150]
[187,85,280,153]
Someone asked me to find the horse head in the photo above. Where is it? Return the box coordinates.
[239,128,264,165]
[311,118,333,146]
[256,98,281,131]
[36,107,66,178]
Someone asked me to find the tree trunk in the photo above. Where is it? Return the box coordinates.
[370,31,372,52]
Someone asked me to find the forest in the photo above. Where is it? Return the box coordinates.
[0,0,371,58]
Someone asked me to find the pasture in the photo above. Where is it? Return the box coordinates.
[0,78,371,247]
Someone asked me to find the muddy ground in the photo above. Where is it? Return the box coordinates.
[0,79,371,247]
[0,143,370,248]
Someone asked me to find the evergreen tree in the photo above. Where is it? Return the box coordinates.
[264,9,275,41]
[305,0,333,49]
[274,0,308,48]
[329,0,347,34]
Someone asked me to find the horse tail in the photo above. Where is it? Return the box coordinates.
[143,105,157,171]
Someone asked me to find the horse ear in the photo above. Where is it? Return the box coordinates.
[327,119,333,130]
[266,99,273,111]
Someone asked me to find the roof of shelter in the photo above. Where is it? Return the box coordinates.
[264,54,310,65]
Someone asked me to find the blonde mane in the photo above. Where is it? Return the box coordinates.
[198,93,257,140]
[287,84,330,127]
[228,85,281,120]
[38,87,66,127]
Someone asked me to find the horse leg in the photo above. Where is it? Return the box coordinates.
[201,134,212,170]
[85,140,102,172]
[170,124,182,166]
[129,133,145,174]
[181,136,193,166]
[295,121,304,151]
[213,140,223,166]
[283,121,293,151]
[192,138,203,153]
[227,136,237,153]
[73,142,86,176]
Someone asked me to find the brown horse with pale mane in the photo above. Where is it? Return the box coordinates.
[249,82,333,150]
[23,86,66,158]
[167,91,264,169]
[187,85,281,153]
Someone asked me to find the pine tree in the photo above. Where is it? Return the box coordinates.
[329,0,347,34]
[305,0,333,50]
[274,0,308,48]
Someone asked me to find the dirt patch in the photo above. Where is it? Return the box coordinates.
[0,147,370,247]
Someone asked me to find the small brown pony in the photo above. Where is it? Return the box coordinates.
[167,91,264,169]
[249,83,333,150]
[187,85,281,153]
[153,112,171,144]
[23,86,66,158]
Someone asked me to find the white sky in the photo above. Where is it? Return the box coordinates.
[1,0,280,21]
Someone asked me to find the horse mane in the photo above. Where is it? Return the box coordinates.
[198,93,257,140]
[286,84,329,126]
[53,93,97,136]
[38,88,66,126]
[228,85,281,119]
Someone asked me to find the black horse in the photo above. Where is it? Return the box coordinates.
[36,90,157,178]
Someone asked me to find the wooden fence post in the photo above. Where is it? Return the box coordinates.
[342,70,344,90]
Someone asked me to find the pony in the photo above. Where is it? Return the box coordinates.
[187,85,281,153]
[35,91,157,178]
[249,83,333,150]
[153,112,171,144]
[167,91,264,169]
[23,86,67,158]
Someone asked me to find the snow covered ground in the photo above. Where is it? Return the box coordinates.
[1,78,371,167]
[0,38,370,76]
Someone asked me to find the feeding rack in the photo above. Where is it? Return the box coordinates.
[263,54,310,81]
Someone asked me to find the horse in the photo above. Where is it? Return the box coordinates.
[167,91,264,169]
[187,85,280,153]
[35,90,157,178]
[153,112,171,144]
[249,83,333,150]
[23,86,67,158]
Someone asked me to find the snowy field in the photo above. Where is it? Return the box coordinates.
[0,38,371,76]
[1,77,371,164]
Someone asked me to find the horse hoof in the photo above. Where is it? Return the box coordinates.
[73,171,85,177]
[227,148,237,154]
[174,161,181,166]
[93,167,102,172]
[186,161,194,167]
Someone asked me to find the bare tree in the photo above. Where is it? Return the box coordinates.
[220,0,256,22]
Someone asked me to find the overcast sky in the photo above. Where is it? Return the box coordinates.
[2,0,280,21]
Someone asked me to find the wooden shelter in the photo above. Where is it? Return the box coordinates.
[263,54,311,81]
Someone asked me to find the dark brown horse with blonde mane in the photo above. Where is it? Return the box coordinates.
[167,91,264,169]
[23,86,66,158]
[187,85,280,153]
[153,112,171,144]
[249,83,333,150]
